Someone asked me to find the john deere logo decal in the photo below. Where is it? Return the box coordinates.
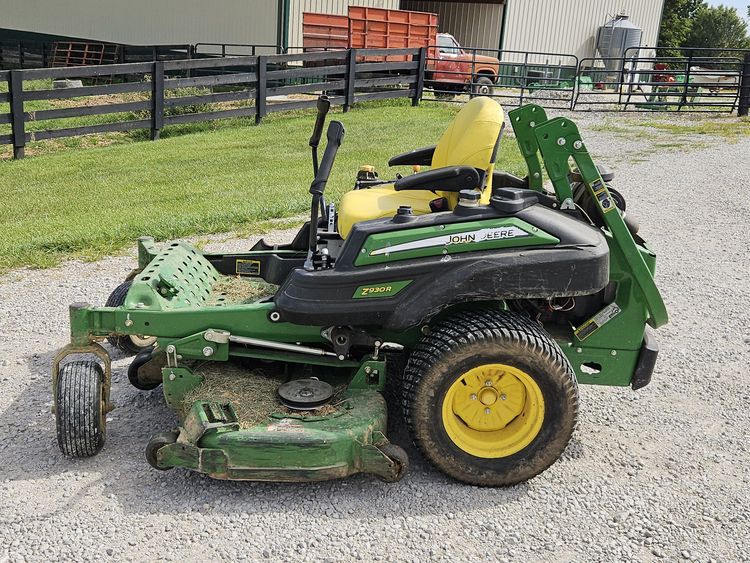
[370,226,530,256]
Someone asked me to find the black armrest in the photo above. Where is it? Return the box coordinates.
[394,166,480,192]
[388,145,436,167]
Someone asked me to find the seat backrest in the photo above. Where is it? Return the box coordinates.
[431,97,504,205]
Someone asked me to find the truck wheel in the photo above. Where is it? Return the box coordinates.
[105,281,157,355]
[402,310,578,486]
[472,76,495,96]
[56,360,106,458]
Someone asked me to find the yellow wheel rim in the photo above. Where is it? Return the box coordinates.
[441,364,545,458]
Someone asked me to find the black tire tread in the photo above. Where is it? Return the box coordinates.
[402,309,579,486]
[56,360,105,458]
[106,281,154,355]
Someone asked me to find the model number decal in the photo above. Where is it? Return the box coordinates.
[361,285,392,296]
[353,280,412,299]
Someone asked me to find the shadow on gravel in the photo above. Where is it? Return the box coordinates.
[0,345,548,520]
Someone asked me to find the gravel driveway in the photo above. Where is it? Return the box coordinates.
[1,113,748,562]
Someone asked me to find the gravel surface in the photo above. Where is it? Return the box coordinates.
[1,115,749,562]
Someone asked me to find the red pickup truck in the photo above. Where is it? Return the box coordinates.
[302,7,501,96]
[430,32,500,95]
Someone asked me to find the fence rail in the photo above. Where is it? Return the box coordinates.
[1,46,749,159]
[1,47,423,159]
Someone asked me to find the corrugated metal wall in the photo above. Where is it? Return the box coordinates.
[401,1,502,52]
[502,0,665,62]
[287,0,400,51]
[0,0,279,46]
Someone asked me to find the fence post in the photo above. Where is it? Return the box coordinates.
[413,47,426,106]
[738,52,750,117]
[8,71,25,159]
[151,61,164,141]
[679,53,693,110]
[344,48,356,112]
[256,56,267,125]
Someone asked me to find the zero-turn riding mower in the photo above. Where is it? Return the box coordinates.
[52,96,667,486]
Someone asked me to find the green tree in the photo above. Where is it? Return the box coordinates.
[658,0,706,56]
[682,5,750,57]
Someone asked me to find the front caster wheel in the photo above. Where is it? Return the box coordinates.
[376,443,409,483]
[403,310,579,486]
[56,360,106,457]
[105,281,157,355]
[128,348,162,391]
[145,431,178,470]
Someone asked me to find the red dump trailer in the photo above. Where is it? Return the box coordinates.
[303,6,437,61]
[302,6,500,94]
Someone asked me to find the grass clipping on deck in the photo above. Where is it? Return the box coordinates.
[208,276,278,305]
[182,362,341,429]
[183,363,283,428]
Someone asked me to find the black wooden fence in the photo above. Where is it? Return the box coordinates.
[1,48,424,159]
[1,47,749,159]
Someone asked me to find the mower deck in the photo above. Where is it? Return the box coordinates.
[156,389,401,482]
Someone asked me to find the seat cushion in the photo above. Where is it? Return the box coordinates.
[338,186,436,238]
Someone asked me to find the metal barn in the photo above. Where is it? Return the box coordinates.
[0,0,665,59]
[0,0,400,52]
[402,0,666,59]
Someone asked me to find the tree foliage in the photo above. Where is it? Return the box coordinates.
[683,5,750,57]
[658,0,706,57]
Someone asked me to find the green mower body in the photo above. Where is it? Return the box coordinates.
[53,101,667,486]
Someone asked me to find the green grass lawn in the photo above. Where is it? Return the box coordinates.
[0,101,526,273]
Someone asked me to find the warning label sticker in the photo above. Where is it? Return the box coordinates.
[574,302,622,341]
[596,190,616,213]
[236,259,261,276]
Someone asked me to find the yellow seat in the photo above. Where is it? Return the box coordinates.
[338,97,505,238]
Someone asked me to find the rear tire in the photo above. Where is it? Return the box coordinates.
[105,281,157,355]
[402,310,578,486]
[56,360,106,458]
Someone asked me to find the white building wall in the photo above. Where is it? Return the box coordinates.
[402,1,503,52]
[287,0,400,51]
[0,0,280,46]
[503,0,665,62]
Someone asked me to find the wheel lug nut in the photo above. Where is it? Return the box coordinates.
[484,380,492,387]
[484,408,491,415]
[470,394,477,401]
[500,394,507,400]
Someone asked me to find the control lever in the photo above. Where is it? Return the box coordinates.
[305,121,346,271]
[309,95,331,222]
[309,95,331,178]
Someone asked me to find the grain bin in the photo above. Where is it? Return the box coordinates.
[596,14,642,71]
